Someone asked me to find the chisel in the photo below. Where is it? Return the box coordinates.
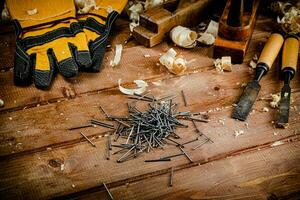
[232,33,284,121]
[277,36,299,128]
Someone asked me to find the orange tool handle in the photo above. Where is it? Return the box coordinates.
[258,33,284,69]
[282,36,299,73]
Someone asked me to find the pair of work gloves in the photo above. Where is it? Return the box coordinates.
[6,0,127,89]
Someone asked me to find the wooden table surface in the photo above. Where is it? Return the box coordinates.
[0,13,299,200]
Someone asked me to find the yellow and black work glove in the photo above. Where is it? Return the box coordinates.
[6,0,92,89]
[77,0,128,72]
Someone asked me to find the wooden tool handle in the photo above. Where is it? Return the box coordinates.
[282,37,299,72]
[258,33,284,69]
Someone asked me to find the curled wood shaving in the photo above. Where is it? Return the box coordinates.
[159,48,187,75]
[0,99,4,107]
[197,20,218,45]
[170,26,197,48]
[1,3,11,22]
[197,33,215,45]
[128,3,143,22]
[126,2,144,31]
[271,1,300,34]
[75,0,100,14]
[110,44,123,67]
[118,79,148,95]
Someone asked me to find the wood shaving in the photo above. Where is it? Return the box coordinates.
[249,54,258,68]
[218,119,225,125]
[241,83,247,87]
[159,48,187,75]
[110,44,123,67]
[197,20,218,45]
[213,56,232,72]
[1,3,11,22]
[60,164,65,171]
[75,0,100,14]
[234,130,244,137]
[197,32,215,45]
[270,94,281,108]
[118,79,148,95]
[271,1,300,34]
[128,3,143,21]
[126,1,146,31]
[205,20,219,37]
[27,8,38,16]
[170,26,197,48]
[213,58,223,72]
[249,60,257,69]
[0,99,4,107]
[221,56,232,72]
[262,107,269,112]
[271,141,284,147]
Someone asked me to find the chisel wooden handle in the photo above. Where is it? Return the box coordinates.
[282,36,299,74]
[258,33,284,70]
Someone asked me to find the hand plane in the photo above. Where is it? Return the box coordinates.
[214,0,261,64]
[132,0,214,47]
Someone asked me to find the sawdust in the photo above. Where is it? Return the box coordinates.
[234,130,244,137]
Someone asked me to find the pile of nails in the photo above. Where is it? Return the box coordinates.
[101,93,210,163]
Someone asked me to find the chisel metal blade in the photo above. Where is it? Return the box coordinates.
[277,84,291,128]
[232,80,261,121]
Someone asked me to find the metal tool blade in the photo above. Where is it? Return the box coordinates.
[232,80,261,121]
[277,84,291,128]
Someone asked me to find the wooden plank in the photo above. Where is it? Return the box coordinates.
[0,53,299,156]
[72,141,300,200]
[0,20,270,112]
[0,73,299,199]
[0,129,298,199]
[1,57,299,158]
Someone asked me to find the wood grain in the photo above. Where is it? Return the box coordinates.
[72,141,300,200]
[0,13,299,200]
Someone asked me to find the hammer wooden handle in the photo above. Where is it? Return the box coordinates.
[258,33,284,69]
[282,36,299,73]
